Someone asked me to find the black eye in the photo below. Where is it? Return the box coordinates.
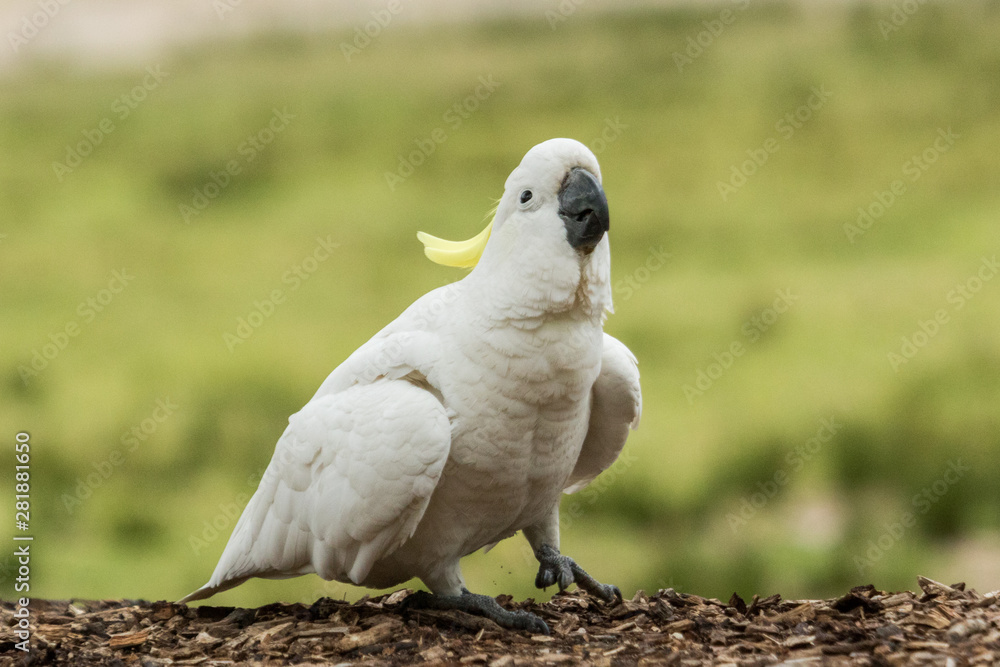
[519,190,533,204]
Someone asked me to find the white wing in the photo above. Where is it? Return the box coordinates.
[563,333,641,494]
[180,287,459,603]
[311,284,460,400]
[180,375,450,602]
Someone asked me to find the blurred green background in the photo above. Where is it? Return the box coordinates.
[2,1,999,608]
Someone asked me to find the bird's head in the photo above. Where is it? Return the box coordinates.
[418,138,613,315]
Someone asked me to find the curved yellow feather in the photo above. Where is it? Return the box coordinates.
[417,203,498,268]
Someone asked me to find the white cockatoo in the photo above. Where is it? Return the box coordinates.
[180,138,642,633]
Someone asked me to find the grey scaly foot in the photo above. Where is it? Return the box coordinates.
[403,588,549,635]
[534,544,622,604]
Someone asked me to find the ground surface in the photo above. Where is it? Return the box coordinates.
[2,577,998,665]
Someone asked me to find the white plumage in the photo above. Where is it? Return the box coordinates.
[181,139,642,625]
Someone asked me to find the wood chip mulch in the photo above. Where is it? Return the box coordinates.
[2,576,999,665]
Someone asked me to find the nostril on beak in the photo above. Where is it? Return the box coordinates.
[576,210,593,223]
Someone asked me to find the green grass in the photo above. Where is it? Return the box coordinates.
[3,2,1000,606]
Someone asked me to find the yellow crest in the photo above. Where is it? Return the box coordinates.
[416,204,497,268]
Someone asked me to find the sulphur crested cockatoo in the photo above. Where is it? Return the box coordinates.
[180,138,642,633]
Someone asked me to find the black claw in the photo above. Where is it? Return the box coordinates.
[556,565,573,591]
[504,608,550,634]
[536,568,555,589]
[595,584,622,604]
[534,546,576,592]
[525,615,550,635]
[399,589,433,611]
[403,589,548,634]
[534,544,620,603]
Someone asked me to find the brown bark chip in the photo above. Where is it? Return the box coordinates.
[2,578,999,665]
[107,628,150,649]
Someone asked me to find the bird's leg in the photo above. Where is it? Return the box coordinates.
[403,588,549,635]
[524,506,622,604]
[533,543,622,604]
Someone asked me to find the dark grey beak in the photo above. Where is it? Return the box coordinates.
[559,167,609,253]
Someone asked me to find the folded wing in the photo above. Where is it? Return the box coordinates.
[564,333,642,494]
[179,377,451,603]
